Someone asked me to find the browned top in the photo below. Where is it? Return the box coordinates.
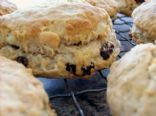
[0,2,110,51]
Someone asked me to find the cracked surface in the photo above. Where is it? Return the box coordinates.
[0,55,56,116]
[107,43,156,116]
[0,2,120,78]
[132,0,156,43]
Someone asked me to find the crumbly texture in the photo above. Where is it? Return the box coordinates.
[0,0,17,16]
[132,1,156,43]
[0,2,120,78]
[0,55,56,116]
[85,0,118,18]
[115,0,145,16]
[107,43,156,116]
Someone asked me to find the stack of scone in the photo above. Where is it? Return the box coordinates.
[3,0,156,115]
[107,0,156,116]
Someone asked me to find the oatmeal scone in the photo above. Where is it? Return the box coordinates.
[0,0,17,16]
[0,2,120,78]
[107,43,156,116]
[132,0,156,43]
[0,55,56,116]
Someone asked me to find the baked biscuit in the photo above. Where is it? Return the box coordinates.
[132,0,156,43]
[0,0,17,16]
[0,2,120,78]
[0,55,56,116]
[85,0,118,18]
[115,0,145,16]
[107,43,156,116]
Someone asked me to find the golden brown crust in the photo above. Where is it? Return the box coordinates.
[132,1,156,43]
[85,0,118,17]
[0,55,56,116]
[0,2,120,78]
[0,0,17,16]
[0,2,110,46]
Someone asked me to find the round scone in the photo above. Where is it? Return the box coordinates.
[132,0,156,43]
[107,43,156,116]
[115,0,145,16]
[0,55,56,116]
[85,0,118,18]
[0,0,17,16]
[0,2,120,78]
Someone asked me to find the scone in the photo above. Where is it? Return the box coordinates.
[0,0,17,16]
[115,0,145,16]
[85,0,118,18]
[132,0,156,43]
[0,55,56,116]
[107,43,156,116]
[0,2,120,78]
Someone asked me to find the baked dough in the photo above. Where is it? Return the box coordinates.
[85,0,118,18]
[0,0,17,16]
[0,55,56,116]
[115,0,145,16]
[132,0,156,43]
[107,43,156,116]
[0,2,120,78]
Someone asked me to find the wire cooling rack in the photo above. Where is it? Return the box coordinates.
[39,13,136,116]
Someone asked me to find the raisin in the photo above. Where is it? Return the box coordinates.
[72,41,82,46]
[81,63,94,76]
[16,56,28,67]
[66,63,76,75]
[135,0,144,3]
[100,43,114,60]
[10,45,19,49]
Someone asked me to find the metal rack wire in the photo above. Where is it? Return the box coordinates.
[49,14,136,116]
